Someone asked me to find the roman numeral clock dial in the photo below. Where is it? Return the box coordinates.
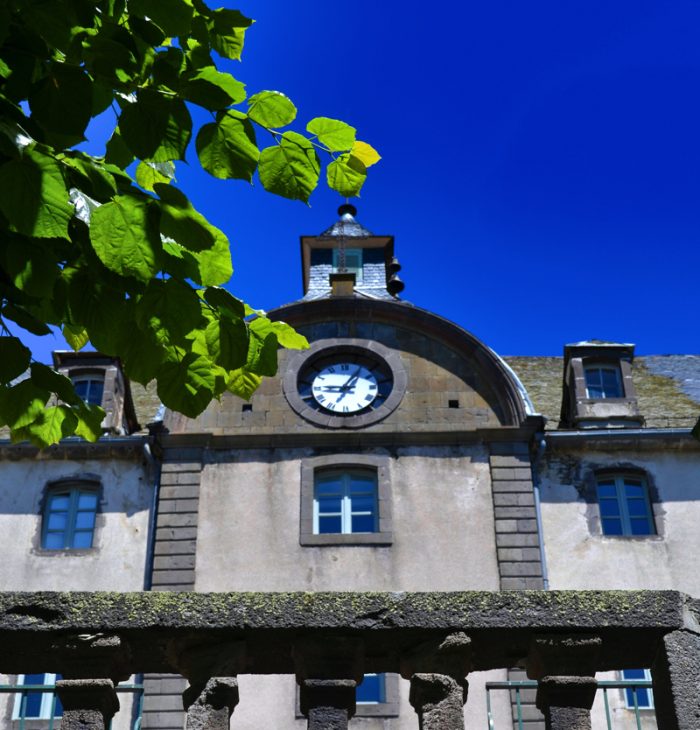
[283,340,407,428]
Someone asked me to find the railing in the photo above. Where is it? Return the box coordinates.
[0,590,696,730]
[2,683,143,730]
[486,680,656,730]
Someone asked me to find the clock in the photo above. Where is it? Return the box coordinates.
[283,339,407,428]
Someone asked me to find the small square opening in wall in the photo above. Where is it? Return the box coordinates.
[241,404,253,412]
[448,399,459,409]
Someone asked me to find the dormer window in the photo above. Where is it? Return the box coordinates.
[584,365,623,399]
[72,374,105,406]
[332,247,363,283]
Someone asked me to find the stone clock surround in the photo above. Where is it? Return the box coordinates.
[283,338,408,429]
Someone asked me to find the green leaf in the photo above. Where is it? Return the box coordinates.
[29,63,93,146]
[204,286,246,319]
[30,363,80,405]
[74,403,105,442]
[129,15,166,46]
[154,183,217,251]
[327,153,367,197]
[90,195,162,282]
[306,117,356,151]
[61,155,118,199]
[2,304,52,336]
[0,337,31,384]
[207,9,253,60]
[271,321,309,350]
[195,111,258,181]
[0,147,73,239]
[119,89,192,162]
[135,160,175,191]
[258,131,319,203]
[157,351,216,418]
[183,66,246,110]
[63,324,90,351]
[194,228,233,286]
[22,405,78,447]
[105,129,135,168]
[247,323,278,377]
[135,278,203,341]
[0,379,50,430]
[129,0,194,37]
[247,91,296,128]
[204,317,248,370]
[226,366,261,400]
[351,140,381,167]
[1,238,59,297]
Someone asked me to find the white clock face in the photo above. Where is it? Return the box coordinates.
[311,363,378,414]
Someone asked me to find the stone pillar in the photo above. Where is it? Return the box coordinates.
[300,679,356,730]
[55,678,119,730]
[527,634,601,730]
[401,632,472,730]
[293,636,364,730]
[183,677,239,730]
[651,630,700,730]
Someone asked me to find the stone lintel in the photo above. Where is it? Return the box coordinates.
[52,634,131,683]
[175,640,246,684]
[293,635,364,682]
[528,634,602,678]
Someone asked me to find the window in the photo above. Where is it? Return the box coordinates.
[300,454,392,546]
[71,374,104,406]
[597,475,655,536]
[42,485,99,549]
[332,247,363,282]
[314,469,378,535]
[13,674,63,720]
[357,674,386,704]
[584,365,623,398]
[622,668,654,709]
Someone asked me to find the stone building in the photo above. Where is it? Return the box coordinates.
[0,206,698,730]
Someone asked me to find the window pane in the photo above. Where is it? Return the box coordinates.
[316,476,343,494]
[585,369,602,387]
[624,482,644,497]
[623,669,646,680]
[601,369,621,395]
[599,500,620,517]
[357,674,384,703]
[351,514,376,533]
[49,495,70,510]
[20,674,46,718]
[317,496,342,515]
[630,518,653,536]
[43,533,65,549]
[351,495,376,513]
[349,474,376,493]
[597,483,616,497]
[318,516,342,534]
[627,499,649,517]
[75,511,96,529]
[78,492,98,509]
[47,512,68,531]
[601,518,623,535]
[71,531,94,548]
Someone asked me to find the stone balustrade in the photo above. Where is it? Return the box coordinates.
[0,590,698,730]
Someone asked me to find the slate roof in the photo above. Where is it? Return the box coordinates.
[504,355,700,430]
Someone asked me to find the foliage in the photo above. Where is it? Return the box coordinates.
[0,0,380,446]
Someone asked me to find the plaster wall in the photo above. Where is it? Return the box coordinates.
[194,444,499,592]
[539,449,700,594]
[0,457,153,591]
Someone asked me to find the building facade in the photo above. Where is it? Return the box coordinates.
[0,206,698,730]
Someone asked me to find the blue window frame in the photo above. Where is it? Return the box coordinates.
[42,485,99,549]
[13,673,63,719]
[597,475,655,536]
[357,674,386,704]
[332,247,363,282]
[314,470,378,535]
[584,365,623,398]
[72,375,104,406]
[622,668,654,709]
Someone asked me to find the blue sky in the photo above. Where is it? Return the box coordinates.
[31,1,700,359]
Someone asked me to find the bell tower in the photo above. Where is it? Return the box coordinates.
[299,204,405,299]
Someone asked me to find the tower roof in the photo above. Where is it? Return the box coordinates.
[319,203,374,238]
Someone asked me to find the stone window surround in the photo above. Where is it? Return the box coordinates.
[579,465,663,539]
[295,673,400,718]
[300,453,392,546]
[283,338,407,429]
[571,356,638,406]
[33,475,104,555]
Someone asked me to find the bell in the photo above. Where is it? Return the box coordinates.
[387,274,405,296]
[387,256,402,275]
